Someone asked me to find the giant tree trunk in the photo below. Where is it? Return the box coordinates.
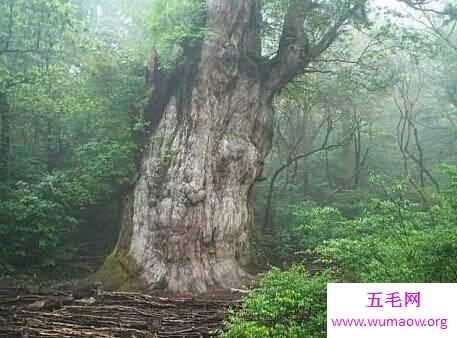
[99,0,360,294]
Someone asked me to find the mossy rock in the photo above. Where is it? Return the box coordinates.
[93,252,143,291]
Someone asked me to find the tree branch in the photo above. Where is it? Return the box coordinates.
[310,0,368,58]
[399,0,457,18]
[266,0,368,98]
[263,113,346,236]
[265,0,310,97]
[0,48,42,55]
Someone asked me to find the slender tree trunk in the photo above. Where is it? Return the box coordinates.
[325,149,334,188]
[0,92,10,181]
[353,118,362,188]
[342,110,356,188]
[302,109,312,193]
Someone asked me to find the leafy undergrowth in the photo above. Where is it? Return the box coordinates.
[222,267,328,338]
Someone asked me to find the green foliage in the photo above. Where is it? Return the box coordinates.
[0,0,76,90]
[439,164,457,213]
[316,169,457,282]
[270,201,348,264]
[69,141,136,205]
[0,139,136,273]
[148,0,205,67]
[0,0,143,275]
[291,206,347,250]
[0,180,77,272]
[223,266,328,338]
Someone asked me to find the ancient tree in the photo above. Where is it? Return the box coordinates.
[101,0,367,294]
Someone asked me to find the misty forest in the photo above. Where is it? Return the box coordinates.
[0,0,457,337]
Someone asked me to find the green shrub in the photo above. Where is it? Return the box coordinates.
[266,201,349,265]
[0,181,77,272]
[0,140,136,274]
[223,266,328,338]
[315,167,457,283]
[148,0,205,67]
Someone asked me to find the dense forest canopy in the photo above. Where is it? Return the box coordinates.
[0,0,457,337]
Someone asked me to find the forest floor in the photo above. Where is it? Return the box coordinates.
[0,287,241,338]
